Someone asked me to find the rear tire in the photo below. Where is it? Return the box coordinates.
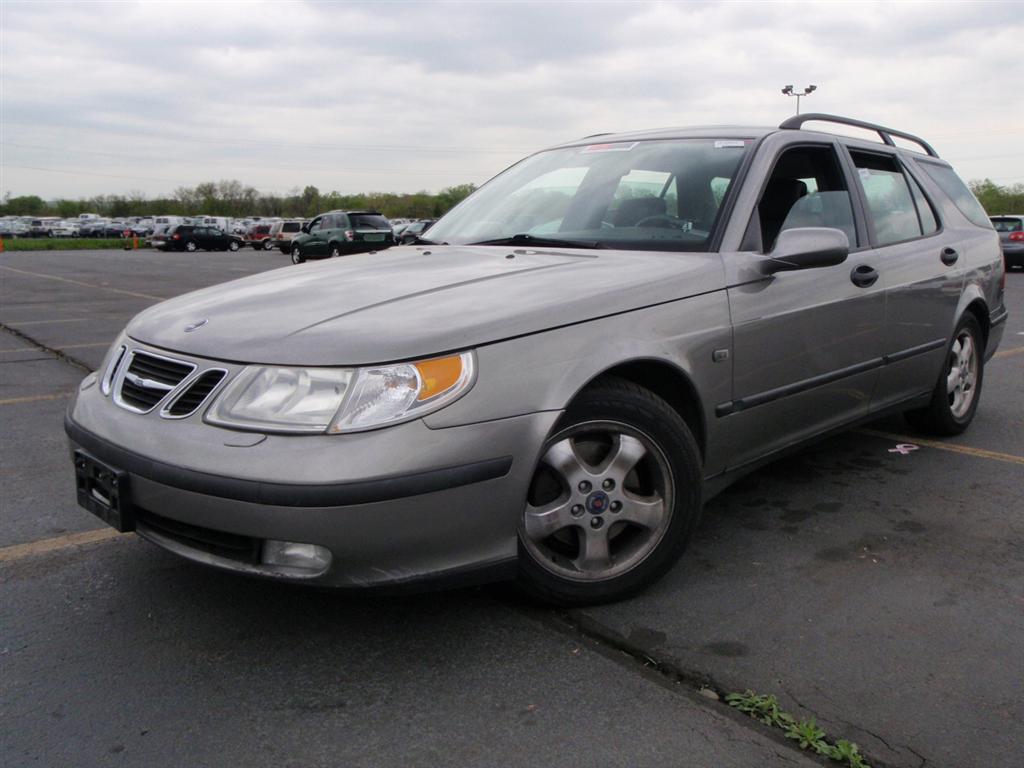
[905,314,984,436]
[517,377,703,606]
[330,244,341,258]
[263,239,274,251]
[185,240,198,252]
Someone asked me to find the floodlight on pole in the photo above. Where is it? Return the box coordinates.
[781,84,817,115]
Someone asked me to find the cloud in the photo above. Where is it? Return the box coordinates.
[1,0,1021,199]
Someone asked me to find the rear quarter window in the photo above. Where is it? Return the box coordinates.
[918,163,991,228]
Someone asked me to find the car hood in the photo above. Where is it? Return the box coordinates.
[127,245,725,365]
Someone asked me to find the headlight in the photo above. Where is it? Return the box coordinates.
[205,351,474,434]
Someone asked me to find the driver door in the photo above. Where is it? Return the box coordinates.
[717,139,886,471]
[305,216,327,256]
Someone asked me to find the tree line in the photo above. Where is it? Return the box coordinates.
[2,178,1021,220]
[0,181,478,220]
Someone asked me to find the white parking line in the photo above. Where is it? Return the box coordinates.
[0,265,165,301]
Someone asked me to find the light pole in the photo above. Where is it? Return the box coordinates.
[781,84,817,115]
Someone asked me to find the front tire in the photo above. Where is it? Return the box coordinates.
[905,314,984,435]
[290,245,304,264]
[517,377,703,605]
[263,239,274,251]
[228,240,240,252]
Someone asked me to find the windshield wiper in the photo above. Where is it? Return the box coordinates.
[466,233,606,249]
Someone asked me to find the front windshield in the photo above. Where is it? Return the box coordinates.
[426,138,751,251]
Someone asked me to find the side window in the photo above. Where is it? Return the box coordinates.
[757,145,857,252]
[905,171,938,235]
[309,217,323,232]
[850,151,922,246]
[918,162,991,228]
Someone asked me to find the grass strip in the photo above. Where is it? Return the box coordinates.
[726,690,871,767]
[0,238,149,251]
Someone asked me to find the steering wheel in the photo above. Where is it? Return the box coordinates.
[635,214,683,229]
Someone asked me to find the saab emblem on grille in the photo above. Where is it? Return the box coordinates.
[184,318,209,333]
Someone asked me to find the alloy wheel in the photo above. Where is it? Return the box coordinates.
[522,420,674,582]
[947,330,978,418]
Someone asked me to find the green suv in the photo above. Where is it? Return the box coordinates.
[289,210,395,264]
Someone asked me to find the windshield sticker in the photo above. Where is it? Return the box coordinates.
[714,140,746,148]
[581,142,638,153]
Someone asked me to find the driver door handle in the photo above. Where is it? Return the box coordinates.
[850,264,879,288]
[941,247,959,266]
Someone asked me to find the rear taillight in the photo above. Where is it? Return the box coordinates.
[172,233,180,240]
[1009,231,1024,242]
[344,230,354,242]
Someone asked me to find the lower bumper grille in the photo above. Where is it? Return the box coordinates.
[136,508,261,564]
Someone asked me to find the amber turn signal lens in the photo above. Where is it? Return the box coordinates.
[414,355,464,401]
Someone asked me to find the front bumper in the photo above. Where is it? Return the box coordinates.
[66,371,559,588]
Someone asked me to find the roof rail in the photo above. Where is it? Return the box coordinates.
[779,113,939,158]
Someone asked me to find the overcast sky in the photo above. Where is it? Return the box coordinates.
[2,0,1021,201]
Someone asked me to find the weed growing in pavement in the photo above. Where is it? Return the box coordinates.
[725,690,870,767]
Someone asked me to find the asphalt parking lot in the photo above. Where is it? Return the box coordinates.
[2,248,1022,768]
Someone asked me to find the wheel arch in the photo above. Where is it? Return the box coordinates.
[578,358,707,460]
[964,299,990,350]
[954,282,990,351]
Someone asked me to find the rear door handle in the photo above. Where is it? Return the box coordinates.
[850,264,879,288]
[941,247,959,266]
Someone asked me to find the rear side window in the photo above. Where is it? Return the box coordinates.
[350,214,389,229]
[918,163,991,228]
[850,151,922,246]
[283,222,301,233]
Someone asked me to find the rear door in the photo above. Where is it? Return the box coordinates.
[719,136,886,470]
[844,148,962,408]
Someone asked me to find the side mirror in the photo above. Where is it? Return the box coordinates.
[300,223,310,234]
[763,227,849,274]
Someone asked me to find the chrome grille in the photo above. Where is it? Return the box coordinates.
[164,370,227,417]
[114,350,195,413]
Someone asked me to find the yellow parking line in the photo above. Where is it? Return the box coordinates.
[0,528,127,564]
[0,341,110,354]
[0,265,164,301]
[0,318,86,326]
[53,341,111,350]
[858,429,1024,466]
[0,393,70,406]
[993,345,1024,359]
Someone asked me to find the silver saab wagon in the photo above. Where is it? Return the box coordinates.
[67,114,1008,604]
